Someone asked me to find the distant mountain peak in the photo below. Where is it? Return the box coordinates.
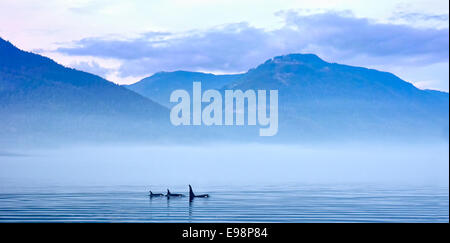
[152,70,215,77]
[265,53,327,65]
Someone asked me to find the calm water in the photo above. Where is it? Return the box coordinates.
[0,184,448,222]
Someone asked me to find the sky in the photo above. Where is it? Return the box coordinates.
[0,0,449,91]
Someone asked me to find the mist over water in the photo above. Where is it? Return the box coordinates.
[0,142,448,188]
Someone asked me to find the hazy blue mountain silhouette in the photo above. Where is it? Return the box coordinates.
[126,71,244,107]
[129,53,449,141]
[0,37,169,146]
[1,36,448,145]
[233,54,448,140]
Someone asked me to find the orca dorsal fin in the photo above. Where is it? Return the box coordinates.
[189,185,195,198]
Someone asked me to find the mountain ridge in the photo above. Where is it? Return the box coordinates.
[126,70,245,106]
[1,37,448,145]
[127,53,449,140]
[0,37,170,146]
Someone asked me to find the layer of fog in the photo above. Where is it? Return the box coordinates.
[0,142,448,192]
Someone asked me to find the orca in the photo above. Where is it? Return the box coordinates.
[166,189,184,197]
[149,190,164,197]
[189,185,209,201]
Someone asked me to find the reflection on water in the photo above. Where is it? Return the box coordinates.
[0,184,448,222]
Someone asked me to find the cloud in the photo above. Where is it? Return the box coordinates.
[390,11,449,22]
[71,60,113,77]
[277,10,448,61]
[53,10,449,81]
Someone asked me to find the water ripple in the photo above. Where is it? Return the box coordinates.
[0,185,448,222]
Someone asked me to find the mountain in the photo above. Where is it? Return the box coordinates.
[1,36,447,145]
[0,37,169,146]
[128,53,449,141]
[126,71,244,107]
[232,54,449,140]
